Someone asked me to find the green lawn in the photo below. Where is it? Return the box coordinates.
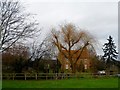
[2,77,119,88]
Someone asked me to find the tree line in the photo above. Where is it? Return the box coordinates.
[1,0,119,74]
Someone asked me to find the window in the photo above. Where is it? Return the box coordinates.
[66,64,68,69]
[84,64,87,69]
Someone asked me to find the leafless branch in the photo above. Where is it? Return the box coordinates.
[0,0,40,52]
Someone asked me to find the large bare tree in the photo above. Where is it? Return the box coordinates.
[28,37,56,72]
[51,23,96,73]
[0,0,40,52]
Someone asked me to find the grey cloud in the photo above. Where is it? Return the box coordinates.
[20,1,118,55]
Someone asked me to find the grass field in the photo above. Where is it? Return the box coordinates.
[2,77,119,88]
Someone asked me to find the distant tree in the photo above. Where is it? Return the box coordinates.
[13,57,24,73]
[90,55,105,73]
[102,36,118,74]
[51,23,96,73]
[112,60,120,73]
[2,43,29,73]
[29,38,56,73]
[0,0,40,52]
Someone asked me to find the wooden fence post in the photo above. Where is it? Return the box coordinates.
[12,73,14,80]
[46,73,48,80]
[25,73,26,80]
[55,73,57,80]
[35,73,37,80]
[62,73,63,79]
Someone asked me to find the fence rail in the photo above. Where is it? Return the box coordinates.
[2,73,117,80]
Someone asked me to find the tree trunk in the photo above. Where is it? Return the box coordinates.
[106,63,111,75]
[72,63,76,73]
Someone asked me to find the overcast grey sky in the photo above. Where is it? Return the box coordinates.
[20,0,118,55]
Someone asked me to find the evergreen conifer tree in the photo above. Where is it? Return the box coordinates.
[102,36,118,73]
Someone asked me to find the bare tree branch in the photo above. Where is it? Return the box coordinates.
[0,0,40,52]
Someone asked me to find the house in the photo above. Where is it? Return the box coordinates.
[58,47,95,72]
